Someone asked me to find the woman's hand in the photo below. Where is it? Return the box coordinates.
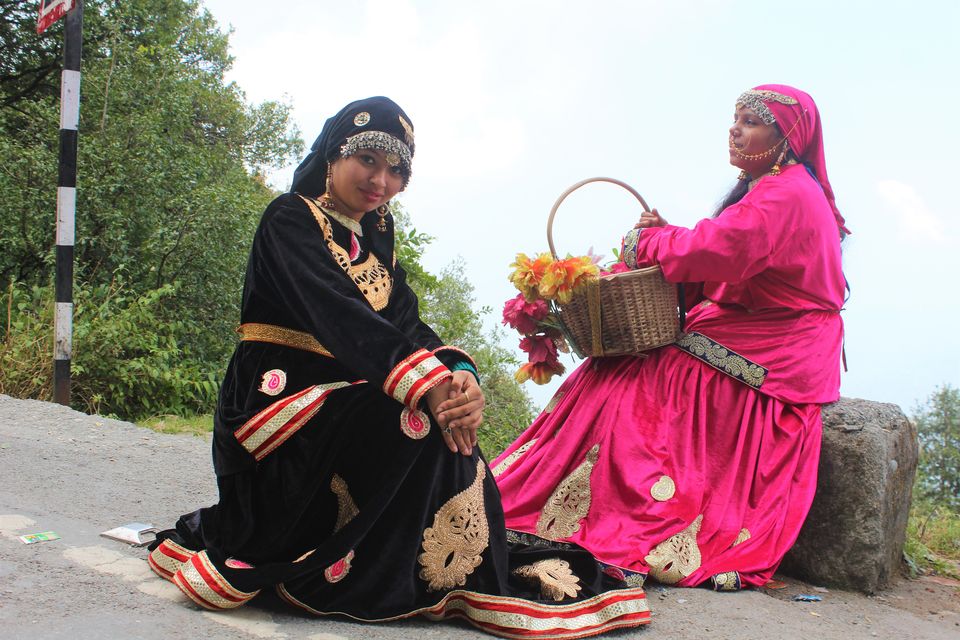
[427,371,485,456]
[635,208,667,229]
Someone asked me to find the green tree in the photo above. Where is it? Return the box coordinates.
[0,0,302,418]
[913,384,960,510]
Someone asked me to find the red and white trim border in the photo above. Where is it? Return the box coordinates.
[148,538,196,582]
[383,349,450,408]
[277,585,649,639]
[173,551,259,610]
[235,382,355,461]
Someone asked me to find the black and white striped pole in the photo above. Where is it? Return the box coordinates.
[53,1,83,406]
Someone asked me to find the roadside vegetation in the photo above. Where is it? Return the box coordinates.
[0,0,533,458]
[904,384,960,580]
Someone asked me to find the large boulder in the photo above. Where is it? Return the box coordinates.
[780,397,918,593]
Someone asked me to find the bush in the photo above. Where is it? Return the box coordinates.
[0,276,218,419]
[904,499,960,578]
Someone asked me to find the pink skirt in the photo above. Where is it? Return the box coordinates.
[492,347,822,589]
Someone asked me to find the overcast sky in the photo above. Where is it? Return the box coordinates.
[200,0,959,412]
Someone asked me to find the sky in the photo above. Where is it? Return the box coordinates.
[200,0,959,413]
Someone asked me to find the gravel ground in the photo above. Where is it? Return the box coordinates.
[1,394,957,640]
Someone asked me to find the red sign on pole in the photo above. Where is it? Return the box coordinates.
[37,0,75,34]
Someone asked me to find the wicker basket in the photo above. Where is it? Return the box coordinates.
[547,177,680,357]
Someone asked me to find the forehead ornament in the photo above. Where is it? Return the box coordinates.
[340,130,413,178]
[353,112,371,126]
[735,89,799,125]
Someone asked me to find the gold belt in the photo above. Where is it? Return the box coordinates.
[236,323,334,358]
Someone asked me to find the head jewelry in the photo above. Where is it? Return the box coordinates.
[291,96,415,198]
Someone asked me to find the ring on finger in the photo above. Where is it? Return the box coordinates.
[441,426,452,434]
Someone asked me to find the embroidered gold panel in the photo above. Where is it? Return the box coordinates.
[513,558,582,601]
[674,332,767,389]
[419,460,490,591]
[535,444,600,541]
[650,475,676,502]
[331,474,359,533]
[301,196,393,311]
[237,323,334,358]
[624,572,646,588]
[543,392,565,414]
[732,528,751,547]
[711,570,740,591]
[644,514,703,585]
[491,438,538,477]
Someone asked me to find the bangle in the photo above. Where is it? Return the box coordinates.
[450,360,480,383]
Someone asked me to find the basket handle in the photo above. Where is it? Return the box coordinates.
[546,177,651,259]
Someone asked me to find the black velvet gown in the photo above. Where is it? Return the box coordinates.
[147,193,649,638]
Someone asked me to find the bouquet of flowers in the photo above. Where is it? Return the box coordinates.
[503,252,630,384]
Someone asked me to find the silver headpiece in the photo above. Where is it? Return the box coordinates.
[735,90,799,125]
[340,131,413,180]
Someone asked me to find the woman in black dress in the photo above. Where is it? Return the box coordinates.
[147,96,649,638]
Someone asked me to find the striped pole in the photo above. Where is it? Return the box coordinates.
[53,2,83,406]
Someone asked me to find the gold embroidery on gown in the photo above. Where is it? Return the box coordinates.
[302,196,393,311]
[644,514,703,585]
[650,475,676,502]
[492,438,538,477]
[711,571,740,591]
[331,474,359,533]
[543,392,565,414]
[513,558,582,601]
[535,444,600,541]
[733,528,751,547]
[418,460,490,591]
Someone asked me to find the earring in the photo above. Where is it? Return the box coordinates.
[770,143,788,177]
[737,170,749,181]
[376,201,390,232]
[319,165,337,211]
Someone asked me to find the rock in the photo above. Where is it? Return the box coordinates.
[780,398,917,593]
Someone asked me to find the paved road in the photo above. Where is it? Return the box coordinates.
[1,395,957,639]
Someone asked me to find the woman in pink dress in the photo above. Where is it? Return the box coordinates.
[492,84,848,591]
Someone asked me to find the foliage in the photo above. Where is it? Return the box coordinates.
[903,499,960,579]
[0,0,533,447]
[1,276,218,418]
[0,0,302,416]
[0,281,52,400]
[140,412,213,436]
[913,384,960,511]
[903,384,960,578]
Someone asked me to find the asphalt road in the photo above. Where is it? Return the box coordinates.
[1,395,957,640]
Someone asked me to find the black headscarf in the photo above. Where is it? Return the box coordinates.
[290,96,416,198]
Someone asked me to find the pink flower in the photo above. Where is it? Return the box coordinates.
[600,261,631,276]
[502,294,549,335]
[519,333,560,365]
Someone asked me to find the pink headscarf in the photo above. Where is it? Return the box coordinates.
[741,84,850,236]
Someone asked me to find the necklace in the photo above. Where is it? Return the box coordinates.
[747,159,797,191]
[316,197,364,236]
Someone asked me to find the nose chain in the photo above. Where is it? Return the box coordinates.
[729,138,785,161]
[729,109,805,161]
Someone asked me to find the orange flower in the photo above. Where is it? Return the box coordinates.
[508,252,554,301]
[514,360,566,385]
[538,255,599,303]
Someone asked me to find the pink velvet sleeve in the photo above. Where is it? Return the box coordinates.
[633,202,773,284]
